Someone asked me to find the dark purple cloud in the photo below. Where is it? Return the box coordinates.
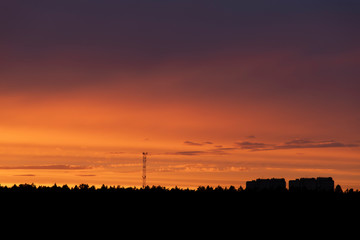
[235,141,273,151]
[184,141,204,146]
[0,0,359,100]
[276,140,359,150]
[0,0,359,141]
[235,139,359,151]
[284,139,316,145]
[168,138,359,155]
[167,145,237,156]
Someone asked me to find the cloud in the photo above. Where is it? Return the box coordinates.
[235,141,274,151]
[166,144,237,156]
[170,151,207,156]
[77,174,96,177]
[13,174,36,177]
[208,147,237,155]
[235,139,359,151]
[0,165,90,170]
[154,163,249,173]
[168,138,359,156]
[275,139,359,150]
[284,139,314,145]
[184,141,203,146]
[184,141,213,146]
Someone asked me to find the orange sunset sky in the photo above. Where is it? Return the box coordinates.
[1,1,360,189]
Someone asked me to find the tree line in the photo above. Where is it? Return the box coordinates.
[0,183,357,194]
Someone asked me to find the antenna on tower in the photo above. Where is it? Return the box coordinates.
[142,152,148,188]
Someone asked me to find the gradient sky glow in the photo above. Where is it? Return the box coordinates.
[1,0,360,189]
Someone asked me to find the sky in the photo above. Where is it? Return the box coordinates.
[0,0,360,189]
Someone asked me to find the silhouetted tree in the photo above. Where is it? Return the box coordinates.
[171,186,181,192]
[345,188,354,194]
[335,184,343,194]
[214,186,224,192]
[206,185,213,191]
[228,186,236,192]
[79,184,89,191]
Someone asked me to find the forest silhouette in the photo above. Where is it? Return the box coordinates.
[2,182,359,230]
[3,183,359,207]
[1,182,358,197]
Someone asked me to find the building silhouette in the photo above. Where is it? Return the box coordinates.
[246,177,335,192]
[289,177,334,192]
[246,178,286,192]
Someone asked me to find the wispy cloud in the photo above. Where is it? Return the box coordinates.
[167,138,359,156]
[235,139,359,151]
[235,141,273,151]
[0,165,90,170]
[13,174,36,177]
[208,147,237,155]
[184,141,203,146]
[166,145,237,156]
[154,163,249,173]
[169,151,207,156]
[275,139,358,150]
[184,141,213,146]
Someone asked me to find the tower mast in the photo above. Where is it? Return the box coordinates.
[142,152,148,188]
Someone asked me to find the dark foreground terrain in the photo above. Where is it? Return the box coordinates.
[2,184,359,213]
[1,184,359,235]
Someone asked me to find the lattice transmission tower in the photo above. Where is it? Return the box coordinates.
[142,152,148,188]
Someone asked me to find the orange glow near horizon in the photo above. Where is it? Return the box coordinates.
[0,89,359,189]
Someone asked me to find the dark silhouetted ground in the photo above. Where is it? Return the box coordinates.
[1,183,358,235]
